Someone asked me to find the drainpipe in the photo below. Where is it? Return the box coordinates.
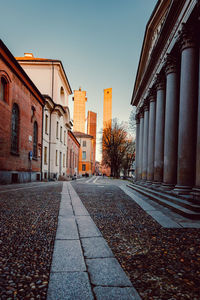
[41,105,44,181]
[52,62,54,99]
[48,108,53,179]
[48,62,54,179]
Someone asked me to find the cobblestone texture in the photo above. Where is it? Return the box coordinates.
[0,182,62,300]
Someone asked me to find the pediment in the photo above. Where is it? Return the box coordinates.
[133,0,171,99]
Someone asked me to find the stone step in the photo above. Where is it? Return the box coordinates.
[127,183,200,220]
[129,183,200,212]
[135,182,199,204]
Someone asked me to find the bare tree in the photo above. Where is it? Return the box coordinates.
[121,140,135,177]
[101,119,135,178]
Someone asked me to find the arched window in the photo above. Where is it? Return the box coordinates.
[0,77,8,102]
[60,87,65,104]
[11,103,19,153]
[33,121,38,158]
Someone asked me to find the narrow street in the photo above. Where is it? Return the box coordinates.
[0,178,200,299]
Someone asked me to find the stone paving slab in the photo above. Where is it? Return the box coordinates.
[94,286,141,300]
[147,210,182,228]
[86,258,132,286]
[76,216,102,238]
[121,185,182,228]
[72,202,90,216]
[47,272,94,300]
[120,186,156,211]
[51,240,86,272]
[56,216,79,240]
[81,237,114,258]
[59,203,74,217]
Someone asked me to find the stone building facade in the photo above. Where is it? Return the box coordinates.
[131,0,200,206]
[0,40,44,183]
[16,54,72,180]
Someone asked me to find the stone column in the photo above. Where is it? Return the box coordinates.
[142,100,149,181]
[174,25,198,194]
[162,54,179,189]
[135,113,140,181]
[154,73,166,184]
[138,108,144,181]
[193,47,200,199]
[147,88,156,182]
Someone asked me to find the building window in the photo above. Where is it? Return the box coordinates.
[45,115,48,134]
[11,103,19,154]
[66,147,68,167]
[63,153,65,167]
[64,130,66,145]
[56,150,58,166]
[83,140,86,147]
[82,164,86,171]
[60,126,62,142]
[33,121,38,158]
[82,151,86,160]
[56,121,59,139]
[0,77,8,102]
[44,146,47,164]
[70,149,72,168]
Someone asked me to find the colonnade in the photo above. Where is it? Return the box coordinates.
[135,24,200,197]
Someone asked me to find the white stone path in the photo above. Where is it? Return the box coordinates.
[47,182,141,300]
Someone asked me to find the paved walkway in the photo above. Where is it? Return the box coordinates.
[47,182,141,300]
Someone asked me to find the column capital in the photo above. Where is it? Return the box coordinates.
[139,107,144,118]
[135,113,140,124]
[177,23,197,51]
[164,54,177,75]
[143,98,149,111]
[155,73,165,91]
[148,87,156,102]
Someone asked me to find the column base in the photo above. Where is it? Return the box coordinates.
[151,182,162,189]
[173,185,193,195]
[191,187,200,202]
[145,181,153,186]
[161,183,175,191]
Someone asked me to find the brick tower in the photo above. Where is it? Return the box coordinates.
[102,88,112,176]
[87,111,97,173]
[103,88,112,129]
[73,87,87,132]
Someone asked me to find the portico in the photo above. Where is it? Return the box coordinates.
[131,0,200,206]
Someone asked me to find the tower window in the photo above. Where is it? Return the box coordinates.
[33,121,38,158]
[11,103,19,154]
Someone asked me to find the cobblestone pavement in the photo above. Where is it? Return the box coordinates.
[72,177,200,300]
[0,182,62,300]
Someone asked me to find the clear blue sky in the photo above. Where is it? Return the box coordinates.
[1,0,157,161]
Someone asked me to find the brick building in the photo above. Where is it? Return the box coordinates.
[73,132,94,176]
[87,111,97,174]
[0,40,44,183]
[66,130,80,177]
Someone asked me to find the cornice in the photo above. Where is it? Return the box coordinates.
[0,39,45,107]
[131,0,187,107]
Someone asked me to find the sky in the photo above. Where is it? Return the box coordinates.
[0,0,157,161]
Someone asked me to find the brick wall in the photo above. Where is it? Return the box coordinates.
[0,53,43,179]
